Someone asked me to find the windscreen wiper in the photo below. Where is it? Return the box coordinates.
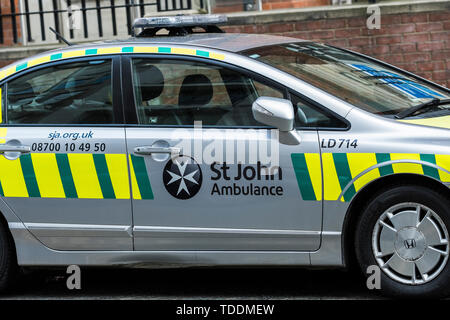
[395,98,450,119]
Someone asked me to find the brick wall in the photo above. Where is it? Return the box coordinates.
[262,0,330,10]
[212,0,329,13]
[0,61,10,68]
[0,0,21,46]
[225,5,450,87]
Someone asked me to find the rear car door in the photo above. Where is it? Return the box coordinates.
[123,54,323,251]
[0,56,132,250]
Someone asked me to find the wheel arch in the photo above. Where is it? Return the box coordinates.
[341,172,450,269]
[337,160,450,202]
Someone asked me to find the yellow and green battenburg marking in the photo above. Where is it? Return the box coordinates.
[0,151,447,202]
[291,153,450,202]
[0,153,154,200]
[129,154,154,200]
[0,46,226,82]
[291,153,322,201]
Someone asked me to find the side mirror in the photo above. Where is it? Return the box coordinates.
[252,97,294,132]
[252,97,301,145]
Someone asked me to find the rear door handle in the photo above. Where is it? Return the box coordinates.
[134,146,181,156]
[0,145,31,154]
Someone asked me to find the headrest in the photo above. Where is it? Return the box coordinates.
[136,65,164,101]
[178,74,213,106]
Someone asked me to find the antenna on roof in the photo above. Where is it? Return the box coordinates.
[49,27,73,46]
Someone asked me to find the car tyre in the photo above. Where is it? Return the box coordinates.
[0,221,18,293]
[355,185,450,298]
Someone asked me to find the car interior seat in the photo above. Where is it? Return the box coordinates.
[178,74,216,125]
[135,65,166,124]
[178,74,213,107]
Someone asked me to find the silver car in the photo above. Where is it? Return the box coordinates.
[0,15,449,298]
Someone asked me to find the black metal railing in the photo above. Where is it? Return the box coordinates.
[0,0,196,45]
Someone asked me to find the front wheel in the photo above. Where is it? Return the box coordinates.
[355,185,450,298]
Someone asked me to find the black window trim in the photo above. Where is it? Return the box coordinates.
[288,90,351,132]
[0,55,124,127]
[0,83,5,124]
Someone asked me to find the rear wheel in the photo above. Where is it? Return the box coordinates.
[355,185,450,298]
[0,221,18,293]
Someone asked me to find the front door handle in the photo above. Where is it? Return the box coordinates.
[0,145,31,154]
[134,146,181,156]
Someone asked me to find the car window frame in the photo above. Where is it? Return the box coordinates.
[287,90,351,131]
[121,54,290,129]
[0,55,124,127]
[0,84,4,124]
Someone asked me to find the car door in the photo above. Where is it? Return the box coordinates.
[0,56,133,250]
[123,55,323,251]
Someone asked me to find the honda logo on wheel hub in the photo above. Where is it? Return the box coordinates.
[404,239,417,249]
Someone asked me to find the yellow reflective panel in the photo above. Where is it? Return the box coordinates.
[399,116,450,130]
[209,53,225,60]
[5,67,15,77]
[305,153,322,201]
[105,154,130,199]
[97,47,122,55]
[31,153,65,198]
[171,48,196,56]
[62,50,86,59]
[347,153,380,191]
[28,56,51,67]
[129,155,142,200]
[436,154,450,183]
[67,153,103,199]
[133,47,158,53]
[0,125,6,142]
[390,153,423,175]
[322,153,341,201]
[0,157,29,197]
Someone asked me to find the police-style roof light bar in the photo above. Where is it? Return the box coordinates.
[132,14,228,37]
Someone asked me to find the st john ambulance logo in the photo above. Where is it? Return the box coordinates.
[163,156,202,200]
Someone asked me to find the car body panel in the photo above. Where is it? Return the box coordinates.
[126,127,322,251]
[399,115,450,130]
[0,126,133,250]
[107,33,301,52]
[0,33,448,268]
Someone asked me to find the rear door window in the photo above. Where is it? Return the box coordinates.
[6,59,114,124]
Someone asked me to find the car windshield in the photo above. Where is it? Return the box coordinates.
[241,42,450,118]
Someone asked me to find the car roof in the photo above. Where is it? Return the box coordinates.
[0,33,303,79]
[84,33,302,53]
